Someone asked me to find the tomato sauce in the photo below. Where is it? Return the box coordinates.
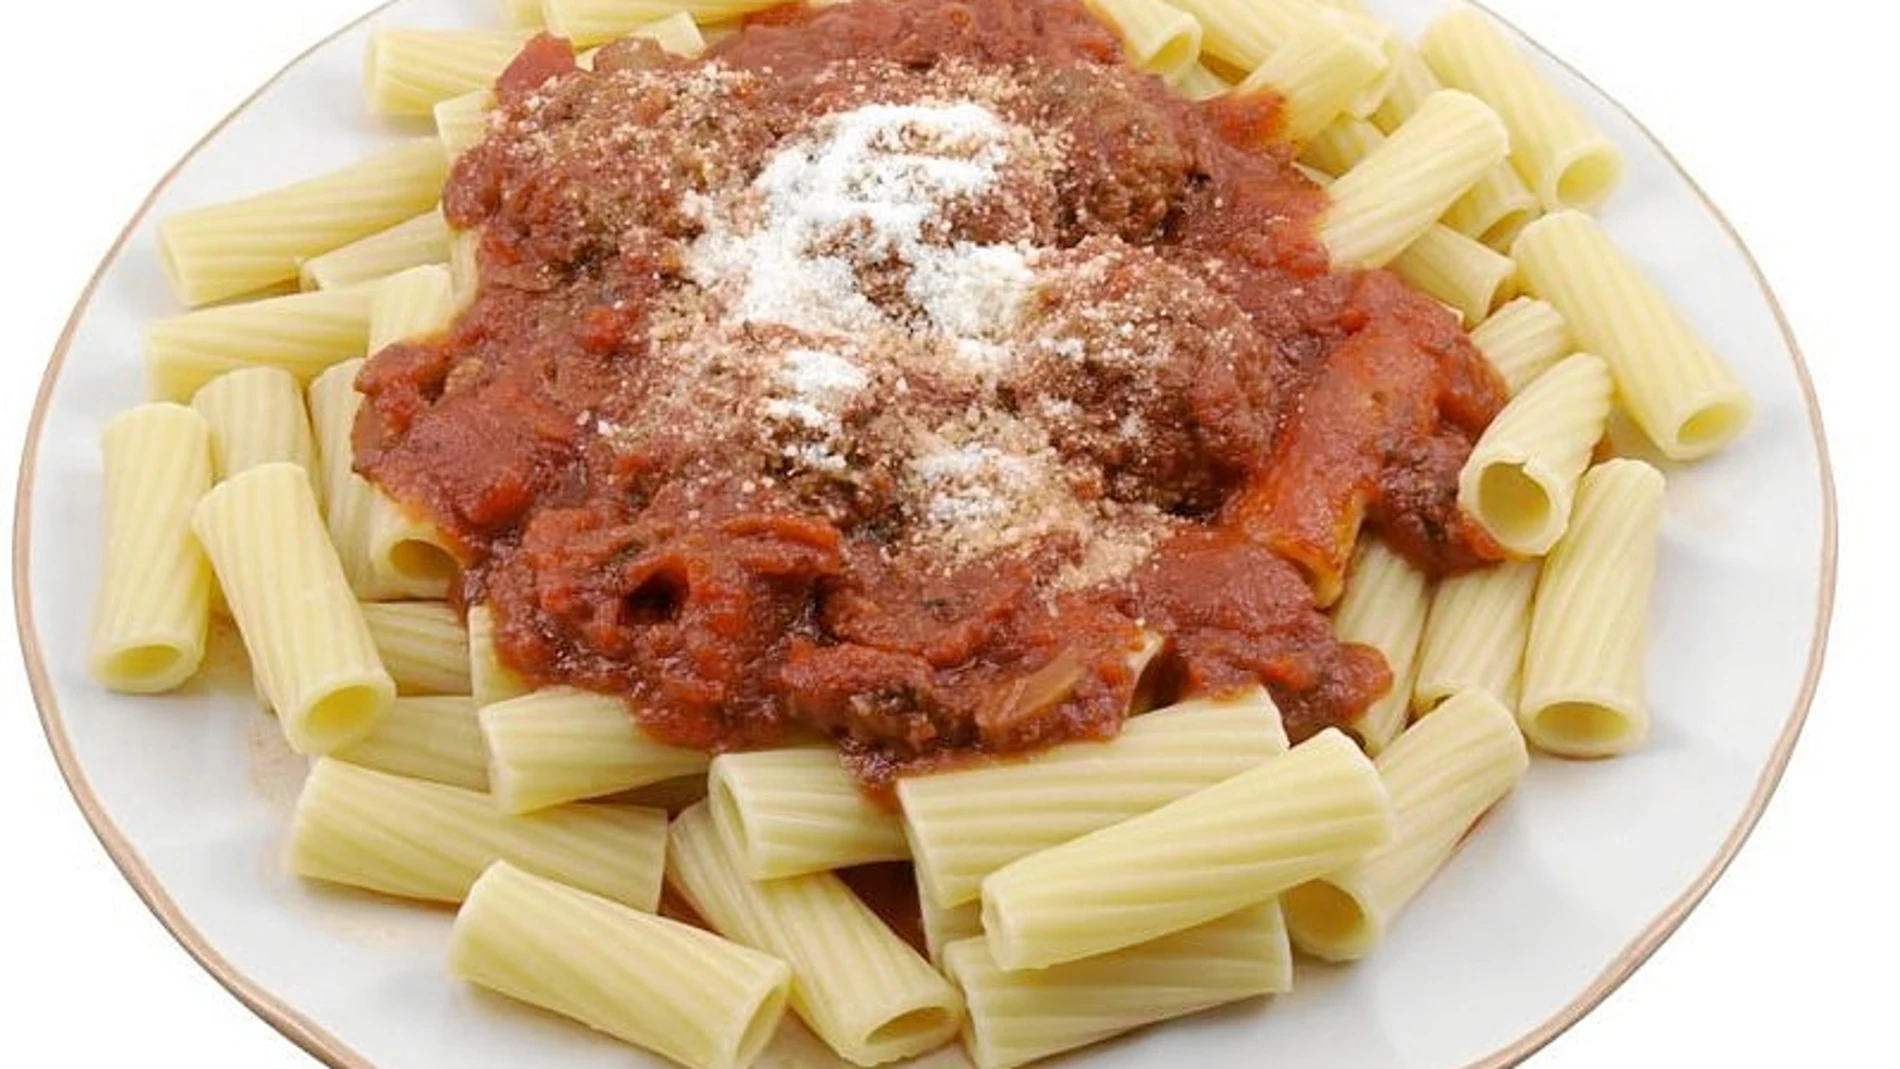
[354,0,1507,791]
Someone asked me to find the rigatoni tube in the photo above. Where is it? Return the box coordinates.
[543,0,781,48]
[300,210,451,291]
[1412,559,1539,714]
[450,861,791,1069]
[360,601,472,696]
[980,728,1393,970]
[192,463,392,753]
[481,686,710,813]
[158,139,448,307]
[1514,211,1753,460]
[1521,460,1666,757]
[669,803,964,1067]
[334,696,489,792]
[436,91,498,159]
[1084,0,1203,80]
[292,758,666,909]
[146,286,374,403]
[190,368,321,502]
[1419,5,1623,210]
[1471,296,1572,396]
[1334,540,1431,754]
[1320,89,1509,269]
[468,603,532,708]
[90,404,214,693]
[945,902,1291,1069]
[1284,690,1528,961]
[709,749,907,879]
[899,689,1288,910]
[1458,352,1614,555]
[365,30,533,117]
[1238,19,1388,143]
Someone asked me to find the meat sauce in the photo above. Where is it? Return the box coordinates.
[354,0,1507,793]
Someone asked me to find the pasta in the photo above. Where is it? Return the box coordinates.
[1513,210,1754,460]
[1419,5,1623,211]
[90,404,214,693]
[1459,352,1614,555]
[1320,89,1509,268]
[451,861,792,1069]
[334,695,489,792]
[467,604,532,708]
[1388,222,1517,325]
[1284,689,1527,961]
[1238,18,1388,142]
[189,367,321,502]
[1173,61,1232,101]
[1520,459,1666,757]
[1412,559,1540,715]
[192,464,392,752]
[145,286,374,403]
[1471,295,1572,395]
[542,0,781,48]
[669,803,965,1067]
[1166,0,1370,74]
[1334,539,1431,755]
[498,0,545,27]
[360,601,473,696]
[435,90,497,159]
[300,210,451,292]
[900,689,1289,909]
[366,30,534,116]
[945,901,1291,1069]
[158,140,449,307]
[708,748,908,879]
[919,884,982,965]
[480,686,711,813]
[980,729,1393,969]
[292,758,668,909]
[1084,0,1203,80]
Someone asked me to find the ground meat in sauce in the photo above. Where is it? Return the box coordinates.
[353,0,1508,793]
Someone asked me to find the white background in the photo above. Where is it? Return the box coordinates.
[0,1,1887,1066]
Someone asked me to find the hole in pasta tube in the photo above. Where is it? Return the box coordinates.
[1551,145,1625,211]
[1526,700,1636,757]
[734,978,792,1069]
[1480,205,1537,252]
[98,643,193,692]
[298,684,391,754]
[1675,399,1751,456]
[391,539,459,584]
[1475,463,1557,553]
[864,1005,960,1055]
[1283,880,1377,963]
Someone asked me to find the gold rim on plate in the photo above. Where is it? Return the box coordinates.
[9,4,1838,1067]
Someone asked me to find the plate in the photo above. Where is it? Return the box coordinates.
[13,1,1836,1066]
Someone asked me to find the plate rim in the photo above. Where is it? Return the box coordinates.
[9,3,1840,1067]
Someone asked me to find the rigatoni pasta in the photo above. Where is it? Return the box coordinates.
[1419,5,1623,211]
[451,861,792,1069]
[946,901,1292,1069]
[192,463,392,754]
[366,29,534,116]
[1412,559,1540,715]
[1284,690,1527,961]
[90,404,214,693]
[1334,539,1431,754]
[360,601,472,696]
[292,757,667,909]
[1514,211,1754,460]
[543,0,780,48]
[158,140,448,307]
[980,729,1393,969]
[1238,18,1388,142]
[1083,0,1202,79]
[334,696,489,792]
[708,748,908,879]
[1320,89,1509,268]
[669,803,964,1067]
[481,686,710,813]
[900,689,1289,910]
[190,367,321,498]
[1459,352,1614,555]
[300,210,451,292]
[1520,459,1666,757]
[146,286,374,403]
[1471,295,1572,395]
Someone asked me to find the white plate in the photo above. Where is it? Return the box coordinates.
[13,1,1836,1067]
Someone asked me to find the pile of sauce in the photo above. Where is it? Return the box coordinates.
[355,0,1507,790]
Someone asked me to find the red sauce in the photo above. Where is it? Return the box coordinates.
[354,0,1507,791]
